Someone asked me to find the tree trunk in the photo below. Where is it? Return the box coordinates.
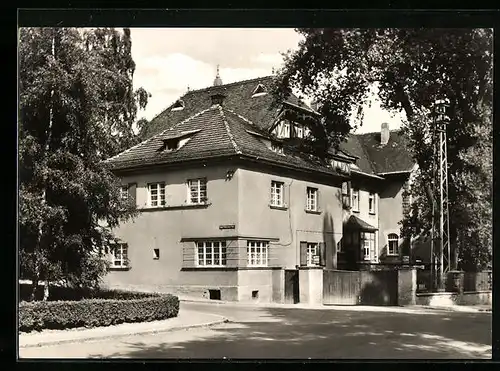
[43,281,50,301]
[31,30,56,301]
[30,277,39,302]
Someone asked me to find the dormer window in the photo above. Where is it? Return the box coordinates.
[161,138,180,151]
[271,142,284,155]
[251,84,267,98]
[171,100,185,111]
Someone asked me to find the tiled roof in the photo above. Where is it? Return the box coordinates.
[141,76,310,140]
[340,130,415,175]
[106,104,345,178]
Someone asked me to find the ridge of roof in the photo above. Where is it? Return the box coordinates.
[217,105,242,155]
[184,75,274,96]
[352,128,403,137]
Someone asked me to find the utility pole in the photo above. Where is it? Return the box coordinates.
[431,98,452,291]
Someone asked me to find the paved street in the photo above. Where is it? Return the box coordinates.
[19,301,492,359]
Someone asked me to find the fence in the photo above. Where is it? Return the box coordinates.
[463,271,492,292]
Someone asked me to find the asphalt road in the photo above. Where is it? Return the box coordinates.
[19,301,492,359]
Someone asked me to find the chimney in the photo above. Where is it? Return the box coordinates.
[210,87,226,106]
[381,122,390,146]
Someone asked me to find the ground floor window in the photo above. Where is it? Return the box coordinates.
[197,241,227,266]
[361,232,375,261]
[307,242,319,266]
[247,240,269,267]
[388,233,399,256]
[111,243,128,268]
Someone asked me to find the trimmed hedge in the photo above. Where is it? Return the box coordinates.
[19,284,159,302]
[19,293,179,333]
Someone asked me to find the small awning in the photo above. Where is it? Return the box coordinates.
[344,215,377,232]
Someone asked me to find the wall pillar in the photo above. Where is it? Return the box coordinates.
[271,268,285,304]
[398,267,417,306]
[299,267,323,306]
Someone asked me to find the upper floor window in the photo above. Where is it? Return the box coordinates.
[119,185,129,201]
[148,182,166,207]
[270,181,284,207]
[388,233,399,256]
[247,240,269,267]
[351,188,360,212]
[197,241,226,267]
[274,120,290,138]
[341,182,351,209]
[111,243,128,268]
[188,178,207,204]
[306,187,318,212]
[368,192,376,214]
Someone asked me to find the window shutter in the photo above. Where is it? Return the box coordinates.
[319,242,326,267]
[300,241,307,266]
[317,189,321,211]
[128,183,137,205]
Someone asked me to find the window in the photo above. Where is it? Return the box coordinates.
[271,142,284,155]
[111,243,128,268]
[119,185,129,201]
[306,187,318,211]
[307,243,319,266]
[171,99,185,111]
[361,232,375,261]
[270,181,284,207]
[148,183,166,207]
[351,188,360,212]
[274,121,290,138]
[342,182,351,209]
[388,233,399,256]
[153,248,160,260]
[247,240,269,267]
[252,84,267,97]
[369,192,376,214]
[188,178,207,204]
[197,241,227,267]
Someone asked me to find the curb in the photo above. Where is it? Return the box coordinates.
[421,305,491,313]
[19,317,230,349]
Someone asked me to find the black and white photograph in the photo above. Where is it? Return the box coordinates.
[17,12,493,360]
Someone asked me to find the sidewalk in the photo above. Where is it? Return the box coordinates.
[18,309,229,348]
[179,295,492,314]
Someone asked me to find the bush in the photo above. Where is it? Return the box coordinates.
[18,283,159,302]
[19,293,179,333]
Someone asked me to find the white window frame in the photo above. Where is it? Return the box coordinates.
[361,232,375,261]
[271,142,284,155]
[247,240,269,267]
[307,242,319,266]
[148,182,166,207]
[368,192,375,214]
[306,187,318,211]
[387,233,400,256]
[196,241,227,267]
[351,188,360,212]
[188,178,207,204]
[111,243,128,268]
[270,181,284,207]
[119,185,129,201]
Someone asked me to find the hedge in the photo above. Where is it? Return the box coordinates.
[19,283,159,302]
[19,293,179,333]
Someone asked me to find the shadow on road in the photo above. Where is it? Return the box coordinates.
[88,307,492,360]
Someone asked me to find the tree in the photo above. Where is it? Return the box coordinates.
[273,28,493,270]
[19,27,149,300]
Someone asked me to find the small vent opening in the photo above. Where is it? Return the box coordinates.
[171,100,185,111]
[209,289,221,300]
[252,290,259,300]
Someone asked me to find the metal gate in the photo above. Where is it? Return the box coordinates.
[284,269,299,304]
[323,269,361,305]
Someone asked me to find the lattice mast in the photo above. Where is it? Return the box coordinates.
[431,99,452,291]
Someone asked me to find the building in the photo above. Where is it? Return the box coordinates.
[103,73,418,302]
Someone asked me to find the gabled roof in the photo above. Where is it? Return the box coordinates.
[106,104,346,178]
[141,76,311,141]
[340,130,415,176]
[355,130,415,174]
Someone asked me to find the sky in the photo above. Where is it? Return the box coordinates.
[130,28,404,134]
